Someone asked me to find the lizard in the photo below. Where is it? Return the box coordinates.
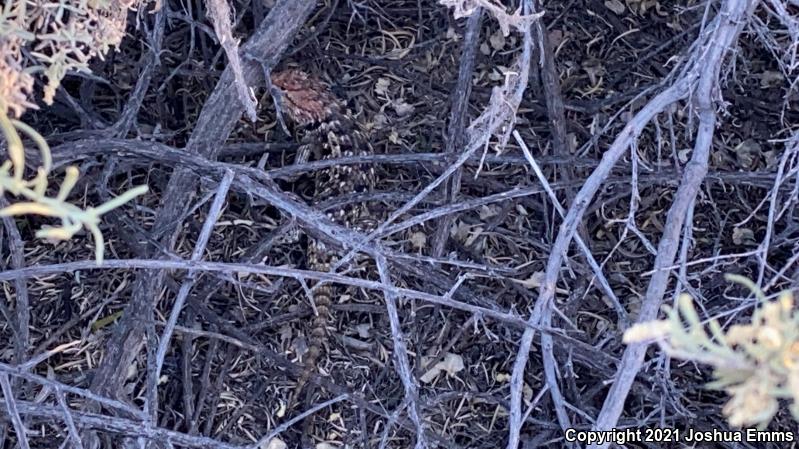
[269,68,378,416]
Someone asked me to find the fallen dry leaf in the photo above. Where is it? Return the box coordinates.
[421,353,465,383]
[392,99,415,116]
[261,438,286,449]
[759,70,784,88]
[732,227,756,246]
[604,0,625,14]
[410,231,427,249]
[489,29,506,50]
[513,271,545,289]
[479,204,499,220]
[375,77,390,96]
[355,323,372,339]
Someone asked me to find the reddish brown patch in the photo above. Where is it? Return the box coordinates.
[270,69,341,126]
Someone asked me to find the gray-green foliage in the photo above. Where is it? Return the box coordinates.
[624,275,799,428]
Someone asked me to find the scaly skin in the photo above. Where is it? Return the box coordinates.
[271,69,376,417]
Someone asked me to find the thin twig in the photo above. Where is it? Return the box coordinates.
[431,7,482,257]
[152,169,234,417]
[0,197,29,366]
[514,130,628,327]
[505,53,697,449]
[0,259,536,330]
[250,394,350,449]
[0,362,144,418]
[0,373,30,449]
[376,255,428,449]
[55,389,85,449]
[1,400,242,449]
[589,2,757,446]
[757,137,799,288]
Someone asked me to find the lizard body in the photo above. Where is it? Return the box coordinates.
[270,69,377,413]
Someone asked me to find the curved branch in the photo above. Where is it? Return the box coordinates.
[588,2,759,446]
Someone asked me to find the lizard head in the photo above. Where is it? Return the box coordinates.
[270,69,342,127]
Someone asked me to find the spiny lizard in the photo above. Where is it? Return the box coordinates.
[270,69,377,413]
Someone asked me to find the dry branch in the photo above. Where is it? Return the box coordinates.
[439,0,544,36]
[432,7,482,257]
[205,0,258,122]
[331,0,535,274]
[589,3,759,445]
[506,0,759,447]
[4,0,798,446]
[83,0,316,437]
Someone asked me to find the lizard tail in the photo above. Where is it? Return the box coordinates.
[288,283,332,410]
